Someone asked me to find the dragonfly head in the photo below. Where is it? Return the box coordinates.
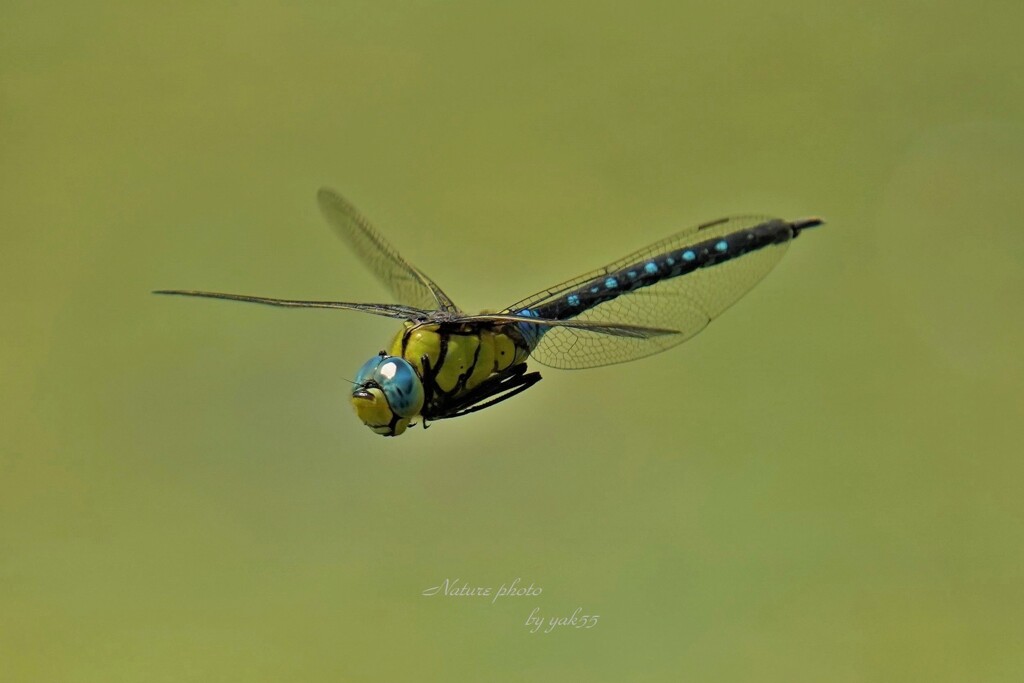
[350,352,424,436]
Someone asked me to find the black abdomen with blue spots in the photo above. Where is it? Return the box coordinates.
[533,218,797,321]
[504,215,822,369]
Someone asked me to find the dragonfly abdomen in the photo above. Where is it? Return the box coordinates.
[524,217,808,323]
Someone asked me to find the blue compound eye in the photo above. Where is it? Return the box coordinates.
[373,357,424,418]
[353,355,384,386]
[351,355,424,420]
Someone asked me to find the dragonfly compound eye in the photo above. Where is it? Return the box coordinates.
[350,355,424,436]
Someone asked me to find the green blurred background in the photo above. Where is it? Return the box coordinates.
[3,1,1022,680]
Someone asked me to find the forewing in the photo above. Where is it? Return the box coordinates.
[153,290,431,320]
[317,188,458,313]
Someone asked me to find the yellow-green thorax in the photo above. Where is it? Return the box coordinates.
[389,321,530,407]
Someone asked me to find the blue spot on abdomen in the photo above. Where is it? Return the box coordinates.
[512,308,545,348]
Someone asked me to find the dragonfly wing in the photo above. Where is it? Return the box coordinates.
[464,313,681,339]
[153,290,432,320]
[503,216,796,369]
[317,188,459,313]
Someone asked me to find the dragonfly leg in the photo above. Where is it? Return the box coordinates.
[419,353,439,416]
[418,353,444,429]
[427,364,542,421]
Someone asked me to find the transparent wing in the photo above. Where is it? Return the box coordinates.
[459,313,681,339]
[317,188,459,313]
[153,290,432,320]
[503,216,794,369]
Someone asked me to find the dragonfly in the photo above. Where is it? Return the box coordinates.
[156,188,823,436]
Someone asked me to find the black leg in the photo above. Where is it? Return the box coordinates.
[427,364,542,421]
